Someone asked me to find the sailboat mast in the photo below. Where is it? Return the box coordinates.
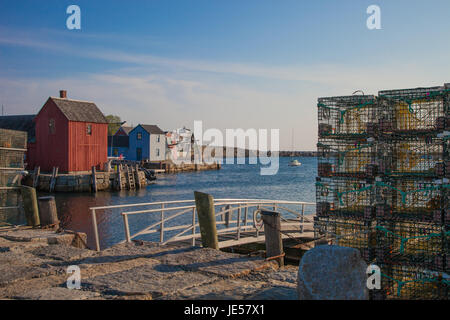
[291,128,294,157]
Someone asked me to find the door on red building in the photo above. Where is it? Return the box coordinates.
[136,148,142,161]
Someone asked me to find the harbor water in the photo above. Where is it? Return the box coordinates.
[52,157,317,249]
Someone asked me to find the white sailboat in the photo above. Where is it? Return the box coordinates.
[288,128,302,167]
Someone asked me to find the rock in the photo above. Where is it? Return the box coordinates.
[30,244,95,262]
[297,245,368,300]
[13,287,101,300]
[83,263,216,298]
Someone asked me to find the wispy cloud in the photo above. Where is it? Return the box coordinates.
[0,27,449,150]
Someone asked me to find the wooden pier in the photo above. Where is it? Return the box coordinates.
[90,198,316,252]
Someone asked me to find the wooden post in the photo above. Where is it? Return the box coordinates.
[91,166,97,193]
[20,186,40,227]
[261,209,284,266]
[194,191,219,249]
[122,214,131,243]
[49,167,58,192]
[134,164,141,189]
[38,196,59,228]
[116,165,122,191]
[192,207,196,246]
[32,166,40,188]
[160,203,165,243]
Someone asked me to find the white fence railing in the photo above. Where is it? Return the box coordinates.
[90,198,315,251]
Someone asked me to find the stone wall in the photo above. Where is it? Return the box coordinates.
[165,162,221,173]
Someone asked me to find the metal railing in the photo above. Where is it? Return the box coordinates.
[90,199,316,251]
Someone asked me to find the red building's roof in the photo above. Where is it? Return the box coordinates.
[46,97,108,124]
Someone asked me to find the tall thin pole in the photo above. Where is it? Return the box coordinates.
[291,128,294,157]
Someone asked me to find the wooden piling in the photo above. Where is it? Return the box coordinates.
[32,166,40,188]
[194,191,219,250]
[38,196,59,228]
[20,186,40,227]
[49,167,58,192]
[116,165,122,191]
[91,166,97,193]
[135,164,141,189]
[261,210,284,266]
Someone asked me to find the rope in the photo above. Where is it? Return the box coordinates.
[380,272,443,297]
[317,100,376,124]
[333,181,449,205]
[379,88,450,115]
[317,142,374,166]
[375,226,449,254]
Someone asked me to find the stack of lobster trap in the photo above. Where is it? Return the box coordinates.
[315,83,449,300]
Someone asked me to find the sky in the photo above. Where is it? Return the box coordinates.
[0,0,449,150]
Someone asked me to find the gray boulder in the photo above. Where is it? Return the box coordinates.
[297,245,368,300]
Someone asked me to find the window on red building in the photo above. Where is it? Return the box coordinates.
[49,119,55,134]
[86,124,92,135]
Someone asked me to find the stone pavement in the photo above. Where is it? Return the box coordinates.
[0,229,298,300]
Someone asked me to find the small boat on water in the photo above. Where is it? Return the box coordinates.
[288,159,302,166]
[288,129,302,167]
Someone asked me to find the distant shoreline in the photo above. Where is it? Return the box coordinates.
[200,146,317,158]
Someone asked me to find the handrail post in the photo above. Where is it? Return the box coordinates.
[160,203,165,243]
[122,213,131,243]
[192,207,196,246]
[224,204,231,228]
[244,206,248,227]
[237,205,241,240]
[300,204,305,233]
[91,209,100,251]
[256,205,261,237]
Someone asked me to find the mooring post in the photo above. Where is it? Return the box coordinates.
[20,186,40,227]
[194,191,219,249]
[38,196,59,228]
[261,209,284,267]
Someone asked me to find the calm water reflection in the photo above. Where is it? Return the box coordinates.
[48,157,317,249]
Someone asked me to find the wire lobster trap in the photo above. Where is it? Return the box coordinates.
[314,216,376,263]
[377,264,449,300]
[0,129,27,150]
[375,220,446,271]
[378,86,449,134]
[316,177,376,220]
[0,187,24,226]
[318,95,377,138]
[435,160,450,178]
[0,149,25,169]
[317,138,378,178]
[375,177,448,223]
[377,136,446,177]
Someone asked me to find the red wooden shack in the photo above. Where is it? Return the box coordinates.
[29,90,108,173]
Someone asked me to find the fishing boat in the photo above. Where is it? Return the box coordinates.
[288,159,302,166]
